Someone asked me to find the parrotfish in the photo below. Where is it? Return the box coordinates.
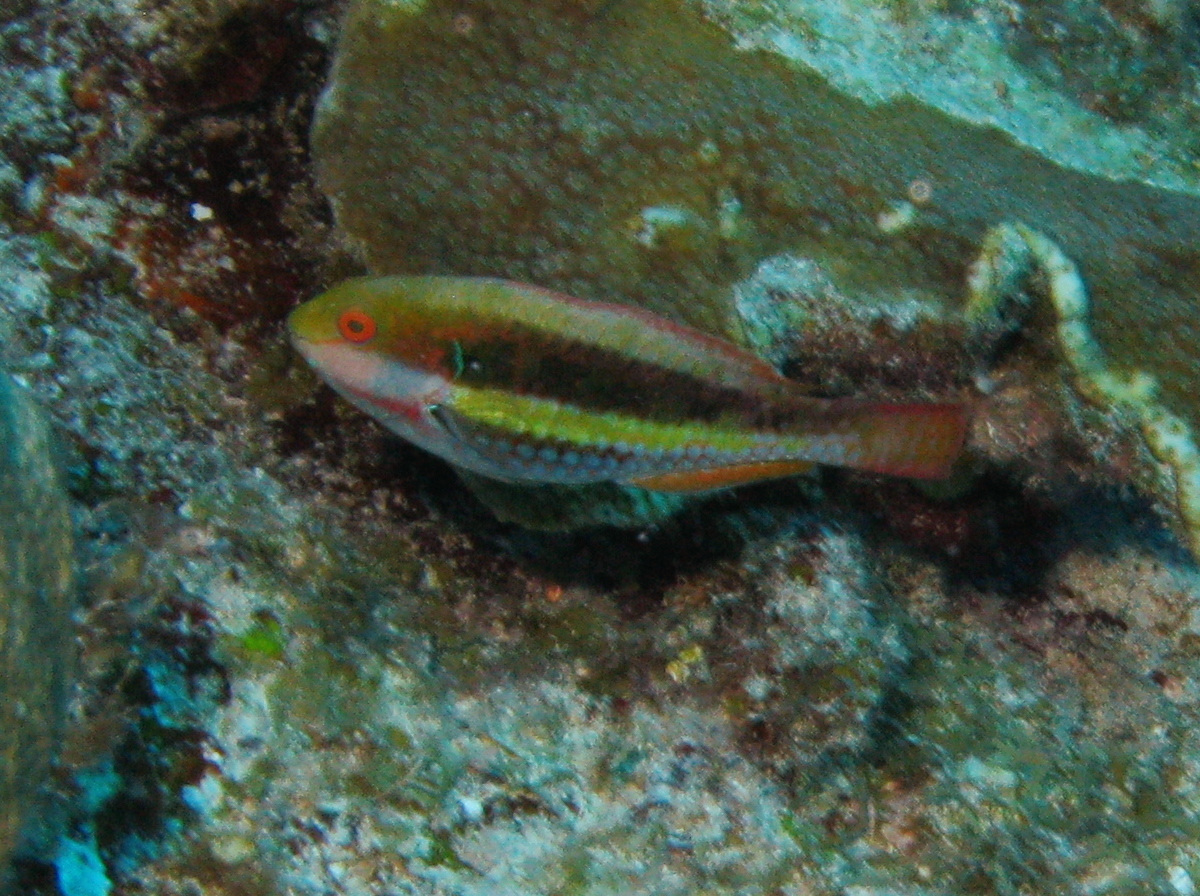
[287,276,968,491]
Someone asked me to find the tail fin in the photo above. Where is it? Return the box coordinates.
[836,401,970,480]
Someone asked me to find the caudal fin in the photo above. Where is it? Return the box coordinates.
[836,401,970,480]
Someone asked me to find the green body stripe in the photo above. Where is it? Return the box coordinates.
[450,384,800,456]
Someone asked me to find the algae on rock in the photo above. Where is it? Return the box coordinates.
[5,0,1200,892]
[0,374,74,877]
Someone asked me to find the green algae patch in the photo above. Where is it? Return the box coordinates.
[233,614,287,662]
[425,828,471,871]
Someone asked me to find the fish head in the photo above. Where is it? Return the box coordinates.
[287,277,469,444]
[288,276,474,375]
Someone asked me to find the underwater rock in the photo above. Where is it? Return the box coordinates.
[713,527,908,772]
[736,226,1200,554]
[8,0,1200,891]
[1001,0,1196,123]
[0,373,75,877]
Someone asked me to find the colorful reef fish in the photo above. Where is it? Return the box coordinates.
[288,276,969,492]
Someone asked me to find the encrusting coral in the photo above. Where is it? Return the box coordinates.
[965,222,1200,557]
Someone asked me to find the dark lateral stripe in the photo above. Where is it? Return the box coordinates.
[450,324,805,430]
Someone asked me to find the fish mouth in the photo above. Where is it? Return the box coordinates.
[289,332,319,366]
[290,337,371,388]
[291,335,346,391]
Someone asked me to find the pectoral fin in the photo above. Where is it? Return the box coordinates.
[428,403,524,473]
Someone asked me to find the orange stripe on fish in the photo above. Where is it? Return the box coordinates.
[288,276,969,490]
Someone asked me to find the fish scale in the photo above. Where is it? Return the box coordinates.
[288,276,969,491]
[431,403,744,483]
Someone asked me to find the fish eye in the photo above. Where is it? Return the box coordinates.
[338,309,377,343]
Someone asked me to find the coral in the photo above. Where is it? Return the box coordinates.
[965,222,1200,557]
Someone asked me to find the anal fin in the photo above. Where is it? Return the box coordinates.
[628,459,815,493]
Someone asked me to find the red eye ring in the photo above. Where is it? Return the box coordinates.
[338,309,376,343]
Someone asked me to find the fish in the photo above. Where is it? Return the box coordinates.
[287,276,969,492]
